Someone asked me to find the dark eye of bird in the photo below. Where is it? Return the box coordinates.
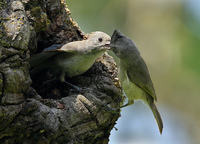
[116,33,123,39]
[98,38,103,42]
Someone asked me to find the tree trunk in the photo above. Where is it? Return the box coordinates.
[0,0,122,143]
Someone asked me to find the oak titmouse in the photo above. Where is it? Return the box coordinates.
[110,30,163,134]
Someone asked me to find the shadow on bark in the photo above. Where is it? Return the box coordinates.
[0,0,122,143]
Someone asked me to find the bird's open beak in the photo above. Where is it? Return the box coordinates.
[104,40,111,50]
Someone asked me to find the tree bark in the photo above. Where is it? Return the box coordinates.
[0,0,122,144]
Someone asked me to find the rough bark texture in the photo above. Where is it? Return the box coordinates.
[0,0,122,144]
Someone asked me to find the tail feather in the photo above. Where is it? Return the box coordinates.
[150,102,163,134]
[29,66,46,76]
[29,51,59,75]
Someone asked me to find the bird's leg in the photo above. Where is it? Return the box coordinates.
[102,103,121,115]
[62,81,82,92]
[104,99,134,112]
[118,99,134,109]
[59,72,83,92]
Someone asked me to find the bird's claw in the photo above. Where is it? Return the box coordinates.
[102,104,121,115]
[72,85,83,92]
[63,81,85,93]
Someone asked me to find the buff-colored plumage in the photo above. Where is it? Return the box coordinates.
[30,31,110,82]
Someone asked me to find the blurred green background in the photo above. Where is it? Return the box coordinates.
[67,0,200,143]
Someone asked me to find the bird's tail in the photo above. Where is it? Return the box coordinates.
[150,102,163,134]
[29,51,59,76]
[29,66,46,76]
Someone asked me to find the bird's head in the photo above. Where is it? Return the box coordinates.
[87,31,111,51]
[110,29,138,58]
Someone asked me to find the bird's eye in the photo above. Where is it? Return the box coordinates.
[116,33,123,39]
[98,38,103,42]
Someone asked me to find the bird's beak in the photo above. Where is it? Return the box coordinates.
[104,40,110,50]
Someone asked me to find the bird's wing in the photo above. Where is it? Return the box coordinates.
[30,42,81,68]
[30,44,63,69]
[43,43,81,53]
[29,48,78,75]
[126,57,157,101]
[30,51,59,67]
[42,42,85,53]
[60,41,86,52]
[43,44,62,52]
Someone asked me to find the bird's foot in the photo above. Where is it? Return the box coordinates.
[103,100,134,115]
[63,81,84,92]
[102,104,121,115]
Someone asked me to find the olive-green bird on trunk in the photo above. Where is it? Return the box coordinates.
[110,30,163,134]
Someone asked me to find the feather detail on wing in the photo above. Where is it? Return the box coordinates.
[126,57,157,101]
[29,50,60,75]
[29,45,79,76]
